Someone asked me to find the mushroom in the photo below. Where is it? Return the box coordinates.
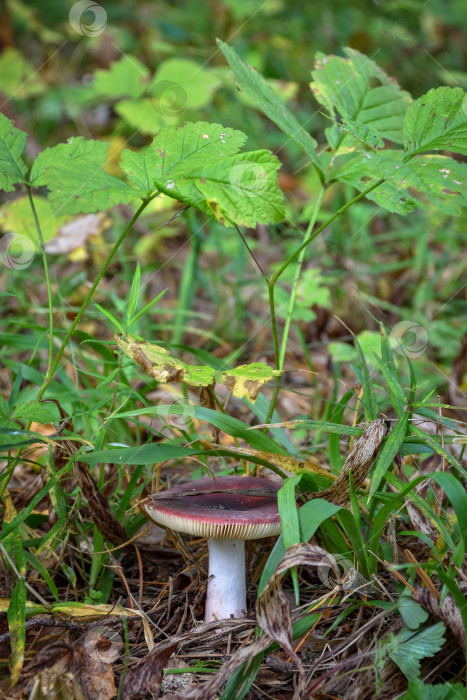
[143,475,282,621]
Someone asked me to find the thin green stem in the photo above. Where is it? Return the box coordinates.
[263,177,385,427]
[36,194,158,401]
[27,186,54,376]
[268,282,280,369]
[271,178,384,287]
[278,186,325,369]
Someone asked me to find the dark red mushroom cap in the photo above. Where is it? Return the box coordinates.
[144,476,282,539]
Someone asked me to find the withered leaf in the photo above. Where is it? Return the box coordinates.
[211,444,335,481]
[53,440,127,548]
[117,336,216,387]
[221,363,282,402]
[117,334,280,401]
[256,542,337,684]
[307,419,384,505]
[122,642,178,699]
[71,642,117,700]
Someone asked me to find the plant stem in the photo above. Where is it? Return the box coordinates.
[26,186,54,377]
[278,186,325,369]
[271,178,384,287]
[36,194,158,401]
[263,177,385,427]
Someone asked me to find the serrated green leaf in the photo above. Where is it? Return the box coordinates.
[93,55,149,99]
[30,137,140,214]
[12,401,60,424]
[310,48,411,148]
[0,113,28,192]
[389,623,446,682]
[404,86,467,156]
[400,680,467,700]
[170,149,285,227]
[121,122,284,226]
[334,150,467,215]
[121,121,246,194]
[217,39,322,171]
[408,155,467,215]
[328,105,385,150]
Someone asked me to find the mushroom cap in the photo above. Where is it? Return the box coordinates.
[144,476,282,539]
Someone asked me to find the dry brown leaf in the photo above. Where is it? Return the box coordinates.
[45,214,108,255]
[121,642,178,699]
[307,419,384,505]
[54,440,127,547]
[393,454,439,542]
[70,642,117,700]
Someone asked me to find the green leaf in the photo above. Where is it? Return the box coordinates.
[0,113,28,192]
[310,48,411,148]
[93,55,149,99]
[397,589,428,630]
[12,401,60,424]
[115,98,167,135]
[368,413,409,499]
[355,334,378,420]
[379,327,406,417]
[148,58,221,111]
[121,120,246,200]
[334,150,467,216]
[278,475,302,603]
[0,48,45,99]
[259,499,341,593]
[388,622,446,682]
[122,121,284,225]
[327,105,385,150]
[404,86,467,156]
[169,149,285,227]
[217,39,322,171]
[127,263,141,322]
[24,551,59,602]
[88,406,288,456]
[30,137,140,215]
[7,579,26,685]
[401,680,467,700]
[408,155,467,215]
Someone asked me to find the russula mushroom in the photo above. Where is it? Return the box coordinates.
[144,476,282,621]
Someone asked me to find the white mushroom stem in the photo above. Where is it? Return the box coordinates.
[205,538,246,622]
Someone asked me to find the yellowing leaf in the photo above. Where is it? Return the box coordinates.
[221,363,282,402]
[212,444,335,480]
[117,335,280,401]
[117,335,216,387]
